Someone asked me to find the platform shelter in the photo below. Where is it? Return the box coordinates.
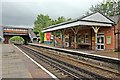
[42,12,116,51]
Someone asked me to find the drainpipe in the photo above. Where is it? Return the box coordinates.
[114,25,116,51]
[118,29,120,50]
[91,28,92,50]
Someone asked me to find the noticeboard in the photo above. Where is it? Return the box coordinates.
[44,33,51,41]
[106,36,111,44]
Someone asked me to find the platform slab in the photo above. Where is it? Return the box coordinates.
[2,44,53,78]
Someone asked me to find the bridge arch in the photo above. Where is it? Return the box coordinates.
[9,36,25,44]
[4,35,30,44]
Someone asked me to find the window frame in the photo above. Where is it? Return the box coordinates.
[85,33,89,43]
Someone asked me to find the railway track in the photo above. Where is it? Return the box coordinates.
[28,44,120,71]
[17,45,120,80]
[18,45,85,79]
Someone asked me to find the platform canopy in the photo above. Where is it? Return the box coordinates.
[42,12,115,32]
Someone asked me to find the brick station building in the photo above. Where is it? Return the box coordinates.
[42,12,120,51]
[111,15,120,51]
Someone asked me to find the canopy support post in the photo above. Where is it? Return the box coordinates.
[92,26,100,51]
[61,29,65,48]
[53,31,56,47]
[71,27,79,49]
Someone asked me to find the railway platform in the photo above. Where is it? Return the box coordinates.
[30,43,120,59]
[1,44,55,79]
[26,43,120,79]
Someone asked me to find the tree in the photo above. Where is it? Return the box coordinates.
[34,14,53,33]
[55,16,66,24]
[67,18,72,21]
[39,32,44,43]
[54,17,72,24]
[33,29,39,35]
[33,14,72,34]
[90,0,120,16]
[9,36,25,44]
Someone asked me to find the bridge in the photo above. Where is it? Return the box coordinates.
[3,26,37,44]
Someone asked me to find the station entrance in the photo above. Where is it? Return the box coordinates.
[97,34,104,50]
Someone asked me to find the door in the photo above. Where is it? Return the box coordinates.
[97,34,104,50]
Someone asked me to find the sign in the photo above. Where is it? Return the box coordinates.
[106,36,111,44]
[44,33,51,41]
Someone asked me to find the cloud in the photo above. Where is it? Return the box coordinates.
[1,0,103,28]
[2,2,35,26]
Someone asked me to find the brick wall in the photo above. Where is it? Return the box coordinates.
[99,27,114,50]
[63,26,115,50]
[115,20,120,50]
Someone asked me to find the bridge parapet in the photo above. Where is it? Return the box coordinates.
[2,26,37,43]
[3,27,28,35]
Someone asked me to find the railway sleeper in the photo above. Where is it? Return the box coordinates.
[19,45,120,79]
[31,45,119,71]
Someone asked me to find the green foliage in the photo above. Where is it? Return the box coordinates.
[67,18,72,21]
[90,0,120,16]
[9,36,25,44]
[33,14,72,34]
[39,32,44,43]
[55,32,60,37]
[55,16,66,24]
[34,14,53,33]
[33,29,39,35]
[52,17,72,25]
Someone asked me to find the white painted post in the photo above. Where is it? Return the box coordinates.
[95,33,98,50]
[74,33,77,49]
[92,26,100,51]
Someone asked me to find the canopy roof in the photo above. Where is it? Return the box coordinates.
[42,12,115,32]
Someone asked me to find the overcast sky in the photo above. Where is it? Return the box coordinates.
[1,0,104,28]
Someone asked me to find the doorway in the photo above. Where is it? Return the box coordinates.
[97,34,104,50]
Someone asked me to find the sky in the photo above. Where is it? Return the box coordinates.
[1,0,104,28]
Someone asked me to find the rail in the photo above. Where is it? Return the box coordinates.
[28,43,120,64]
[17,45,118,79]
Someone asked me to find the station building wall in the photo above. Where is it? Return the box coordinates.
[63,26,115,50]
[115,20,120,50]
[98,27,114,50]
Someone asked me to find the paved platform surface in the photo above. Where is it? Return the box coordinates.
[2,44,53,78]
[31,43,120,59]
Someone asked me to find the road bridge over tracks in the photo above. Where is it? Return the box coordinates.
[2,26,37,44]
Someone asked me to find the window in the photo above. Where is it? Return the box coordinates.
[78,34,81,43]
[72,35,74,42]
[81,34,84,43]
[85,33,89,43]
